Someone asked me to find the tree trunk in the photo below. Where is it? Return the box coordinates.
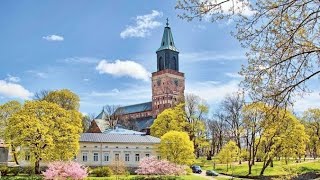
[11,145,19,165]
[35,160,40,174]
[260,158,271,176]
[270,159,274,167]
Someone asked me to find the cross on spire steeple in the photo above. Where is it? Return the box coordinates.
[166,18,169,27]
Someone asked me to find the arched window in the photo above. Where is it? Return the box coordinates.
[172,56,177,70]
[159,57,164,71]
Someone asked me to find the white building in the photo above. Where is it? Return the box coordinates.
[76,130,160,167]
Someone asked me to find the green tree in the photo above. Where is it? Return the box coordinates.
[5,101,82,174]
[151,103,187,138]
[159,131,195,165]
[176,0,320,107]
[0,100,22,164]
[258,108,308,175]
[185,94,209,157]
[302,108,320,159]
[37,89,80,111]
[217,140,239,172]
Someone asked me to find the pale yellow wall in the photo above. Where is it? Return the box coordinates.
[75,142,160,167]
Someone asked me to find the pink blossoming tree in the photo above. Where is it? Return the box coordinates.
[136,156,186,175]
[42,161,88,180]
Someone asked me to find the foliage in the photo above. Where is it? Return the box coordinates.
[20,166,35,175]
[302,108,320,158]
[130,176,180,180]
[160,131,195,165]
[150,103,187,138]
[91,166,113,177]
[8,167,20,176]
[0,175,43,180]
[110,160,127,175]
[0,101,22,139]
[0,165,9,176]
[135,156,186,176]
[41,89,80,111]
[176,0,320,108]
[217,140,239,171]
[5,101,82,174]
[42,161,88,180]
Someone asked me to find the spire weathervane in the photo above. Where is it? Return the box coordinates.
[166,18,169,27]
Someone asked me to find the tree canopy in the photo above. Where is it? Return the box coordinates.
[159,131,195,165]
[5,101,82,174]
[176,0,320,107]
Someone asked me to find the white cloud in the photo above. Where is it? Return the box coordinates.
[83,78,90,82]
[0,80,33,99]
[120,10,163,38]
[225,72,242,78]
[294,92,320,113]
[187,80,240,103]
[180,51,246,62]
[5,74,20,83]
[42,35,64,41]
[96,59,150,81]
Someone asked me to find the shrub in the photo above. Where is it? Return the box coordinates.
[0,165,9,176]
[20,166,35,175]
[8,166,20,176]
[135,156,186,176]
[42,161,88,180]
[184,166,192,175]
[91,166,113,177]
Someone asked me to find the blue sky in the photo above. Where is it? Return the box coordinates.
[0,1,317,115]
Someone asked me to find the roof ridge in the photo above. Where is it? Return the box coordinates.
[120,101,151,108]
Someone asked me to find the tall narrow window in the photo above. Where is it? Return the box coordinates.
[93,153,99,162]
[172,57,177,70]
[125,154,130,162]
[83,153,88,162]
[135,154,140,162]
[104,153,109,162]
[146,154,150,157]
[25,152,30,161]
[159,57,164,71]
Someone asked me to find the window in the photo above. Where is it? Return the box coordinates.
[105,146,108,148]
[82,153,88,162]
[135,154,140,162]
[104,153,109,162]
[125,154,130,162]
[157,156,161,160]
[146,154,150,157]
[93,153,99,162]
[146,147,149,149]
[25,152,30,161]
[115,154,119,161]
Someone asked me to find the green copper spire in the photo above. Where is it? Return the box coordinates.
[157,19,178,52]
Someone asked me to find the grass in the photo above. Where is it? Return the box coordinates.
[85,175,207,180]
[194,157,320,178]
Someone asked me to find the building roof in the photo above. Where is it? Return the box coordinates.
[103,127,145,135]
[118,102,152,114]
[94,119,109,132]
[135,116,155,130]
[157,25,178,52]
[80,133,160,144]
[95,108,108,119]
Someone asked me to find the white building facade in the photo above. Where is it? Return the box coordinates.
[76,132,160,167]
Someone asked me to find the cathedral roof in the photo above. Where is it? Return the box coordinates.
[157,23,178,52]
[118,102,152,114]
[95,108,108,119]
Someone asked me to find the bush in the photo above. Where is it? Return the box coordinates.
[184,166,192,175]
[91,166,113,177]
[42,161,88,180]
[135,157,186,176]
[8,166,20,176]
[0,165,9,176]
[0,175,43,180]
[20,166,35,175]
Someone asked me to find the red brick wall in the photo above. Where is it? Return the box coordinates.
[151,70,185,117]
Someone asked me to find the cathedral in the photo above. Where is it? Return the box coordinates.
[88,22,185,134]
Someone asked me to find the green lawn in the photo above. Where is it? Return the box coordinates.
[86,175,207,180]
[194,157,320,178]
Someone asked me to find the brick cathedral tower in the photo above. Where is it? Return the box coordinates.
[152,20,185,117]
